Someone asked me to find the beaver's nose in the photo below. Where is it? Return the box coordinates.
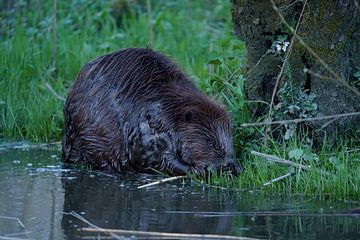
[222,160,242,176]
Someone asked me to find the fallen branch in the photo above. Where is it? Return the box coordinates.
[0,216,30,240]
[67,212,122,240]
[250,151,333,176]
[137,175,188,189]
[80,227,258,240]
[240,112,360,127]
[69,211,257,240]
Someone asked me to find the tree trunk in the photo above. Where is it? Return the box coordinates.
[232,0,360,139]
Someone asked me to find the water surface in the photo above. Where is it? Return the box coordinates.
[0,142,359,239]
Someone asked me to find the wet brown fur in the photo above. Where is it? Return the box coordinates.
[62,48,240,175]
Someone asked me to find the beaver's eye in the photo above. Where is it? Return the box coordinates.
[207,140,214,148]
[184,111,193,122]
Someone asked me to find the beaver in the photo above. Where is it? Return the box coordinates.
[62,48,241,176]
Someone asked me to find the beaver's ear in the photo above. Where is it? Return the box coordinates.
[184,110,193,122]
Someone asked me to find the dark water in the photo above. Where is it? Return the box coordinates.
[0,142,359,240]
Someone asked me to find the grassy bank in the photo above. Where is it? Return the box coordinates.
[0,0,359,198]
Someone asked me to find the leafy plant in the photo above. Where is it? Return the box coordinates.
[274,82,318,140]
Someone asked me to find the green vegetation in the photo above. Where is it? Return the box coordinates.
[1,0,359,199]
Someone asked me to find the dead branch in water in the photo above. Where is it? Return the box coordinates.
[0,216,30,239]
[137,175,188,189]
[67,212,122,240]
[80,227,258,240]
[68,211,258,240]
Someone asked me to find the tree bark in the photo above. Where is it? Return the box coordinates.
[232,0,360,139]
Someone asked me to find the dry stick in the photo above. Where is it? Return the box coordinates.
[244,100,270,107]
[263,172,293,186]
[67,212,123,240]
[0,216,30,240]
[268,0,308,118]
[271,0,360,97]
[251,151,333,177]
[80,227,259,240]
[240,111,360,127]
[69,211,257,240]
[137,175,188,189]
[44,82,65,102]
[248,51,270,76]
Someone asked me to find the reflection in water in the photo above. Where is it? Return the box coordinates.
[0,145,359,240]
[61,172,235,239]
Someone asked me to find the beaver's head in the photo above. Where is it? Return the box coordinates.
[162,86,241,176]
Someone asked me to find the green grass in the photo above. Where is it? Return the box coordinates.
[0,0,359,199]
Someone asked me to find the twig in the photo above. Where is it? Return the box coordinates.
[67,212,123,240]
[263,172,294,186]
[166,210,360,218]
[268,0,307,117]
[69,211,257,240]
[271,0,360,97]
[240,111,360,127]
[248,51,270,76]
[0,216,30,239]
[137,176,188,189]
[44,82,65,102]
[0,216,26,229]
[244,100,271,107]
[250,150,333,176]
[80,228,259,240]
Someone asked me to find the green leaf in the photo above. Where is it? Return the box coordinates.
[208,58,222,65]
[289,149,304,160]
[354,71,360,78]
[302,149,319,162]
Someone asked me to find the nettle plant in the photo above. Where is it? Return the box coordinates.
[275,82,318,140]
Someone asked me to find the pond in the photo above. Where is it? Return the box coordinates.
[0,142,359,240]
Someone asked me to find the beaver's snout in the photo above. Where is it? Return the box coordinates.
[221,160,242,176]
[193,160,242,177]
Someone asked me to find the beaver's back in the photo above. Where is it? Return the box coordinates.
[62,48,194,171]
